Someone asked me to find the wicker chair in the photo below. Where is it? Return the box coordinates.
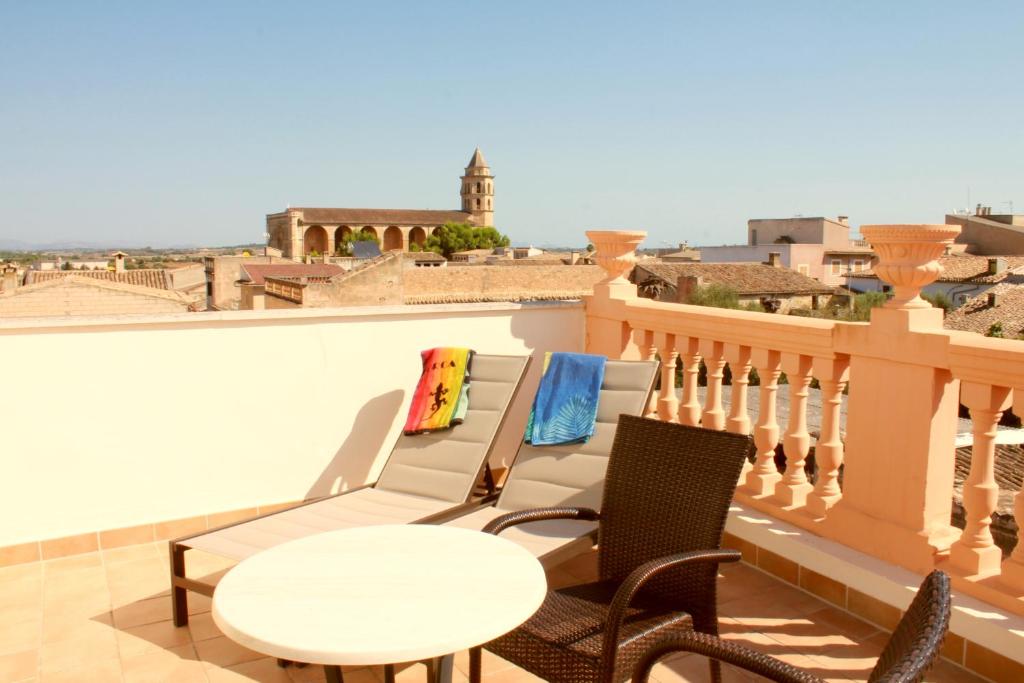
[633,570,952,683]
[470,414,755,683]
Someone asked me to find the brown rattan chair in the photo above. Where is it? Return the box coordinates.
[632,570,951,683]
[470,414,755,683]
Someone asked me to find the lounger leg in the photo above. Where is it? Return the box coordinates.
[432,654,453,683]
[170,543,189,627]
[325,665,344,683]
[469,647,481,683]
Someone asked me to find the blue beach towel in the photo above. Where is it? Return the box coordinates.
[525,352,607,446]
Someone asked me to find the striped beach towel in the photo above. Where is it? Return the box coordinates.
[403,348,474,435]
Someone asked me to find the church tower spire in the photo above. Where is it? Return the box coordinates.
[460,147,494,226]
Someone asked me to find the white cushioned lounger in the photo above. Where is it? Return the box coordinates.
[170,353,530,626]
[444,359,658,567]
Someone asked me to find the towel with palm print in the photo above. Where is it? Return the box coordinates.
[524,352,606,446]
[403,347,474,435]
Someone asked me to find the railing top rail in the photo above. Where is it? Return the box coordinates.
[623,297,842,359]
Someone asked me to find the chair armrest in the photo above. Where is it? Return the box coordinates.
[482,506,600,535]
[600,549,741,678]
[633,632,824,683]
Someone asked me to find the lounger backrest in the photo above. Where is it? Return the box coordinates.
[374,354,531,504]
[495,359,658,512]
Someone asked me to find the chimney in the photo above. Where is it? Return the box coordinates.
[569,251,580,265]
[988,291,1001,307]
[987,257,1006,275]
[1,264,17,292]
[112,252,126,273]
[837,215,849,225]
[676,275,702,303]
[767,252,782,268]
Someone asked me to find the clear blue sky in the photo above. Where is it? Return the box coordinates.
[1,2,1021,249]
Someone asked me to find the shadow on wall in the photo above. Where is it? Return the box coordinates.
[306,389,406,498]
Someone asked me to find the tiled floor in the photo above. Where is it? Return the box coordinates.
[0,542,984,683]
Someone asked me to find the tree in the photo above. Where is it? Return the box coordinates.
[60,260,72,271]
[987,322,1005,338]
[422,222,511,258]
[922,291,952,314]
[336,229,379,256]
[686,283,741,309]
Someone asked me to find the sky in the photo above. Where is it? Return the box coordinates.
[1,2,1022,250]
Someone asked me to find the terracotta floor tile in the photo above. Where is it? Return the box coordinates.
[207,656,293,682]
[120,643,207,683]
[188,611,225,642]
[190,591,215,615]
[0,649,38,682]
[648,652,756,683]
[452,647,518,677]
[101,544,161,567]
[925,657,989,683]
[0,614,40,657]
[39,627,119,676]
[115,619,193,659]
[802,605,880,643]
[39,656,122,682]
[0,561,42,583]
[719,582,828,628]
[112,596,172,630]
[195,635,265,669]
[42,552,103,576]
[41,610,113,645]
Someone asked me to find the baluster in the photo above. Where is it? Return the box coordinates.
[951,382,1011,578]
[1002,387,1024,587]
[632,328,659,418]
[654,332,679,422]
[743,349,782,496]
[775,353,815,508]
[677,337,702,426]
[723,344,752,435]
[699,340,727,430]
[806,357,849,517]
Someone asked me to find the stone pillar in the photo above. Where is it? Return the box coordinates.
[824,224,963,573]
[1,264,17,292]
[583,230,645,359]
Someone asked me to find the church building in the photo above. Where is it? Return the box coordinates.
[266,148,495,259]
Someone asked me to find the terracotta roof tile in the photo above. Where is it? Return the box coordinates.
[850,254,1024,284]
[634,262,834,296]
[944,284,1024,337]
[292,208,474,225]
[25,269,171,289]
[240,264,344,285]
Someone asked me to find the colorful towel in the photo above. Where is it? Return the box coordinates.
[403,348,474,435]
[525,352,606,446]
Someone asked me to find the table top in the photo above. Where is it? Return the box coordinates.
[211,524,548,666]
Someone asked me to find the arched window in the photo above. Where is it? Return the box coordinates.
[487,182,492,194]
[475,182,481,193]
[476,198,481,208]
[487,199,492,210]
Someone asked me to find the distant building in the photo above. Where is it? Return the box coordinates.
[237,263,345,310]
[266,148,495,259]
[261,252,604,308]
[23,262,205,308]
[847,254,1024,307]
[944,284,1024,338]
[631,261,835,313]
[700,216,873,286]
[946,207,1024,255]
[0,275,193,318]
[203,252,293,310]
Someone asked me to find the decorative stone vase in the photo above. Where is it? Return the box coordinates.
[860,224,961,310]
[586,230,647,286]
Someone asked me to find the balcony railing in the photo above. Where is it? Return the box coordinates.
[584,227,1024,619]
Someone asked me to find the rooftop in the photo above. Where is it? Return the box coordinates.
[25,269,173,290]
[635,262,835,296]
[849,254,1024,284]
[240,264,345,286]
[280,208,473,225]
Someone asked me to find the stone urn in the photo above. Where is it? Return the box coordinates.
[860,224,961,310]
[586,230,647,287]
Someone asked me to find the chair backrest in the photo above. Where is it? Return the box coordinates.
[494,359,658,512]
[868,571,951,683]
[598,415,754,632]
[375,354,530,503]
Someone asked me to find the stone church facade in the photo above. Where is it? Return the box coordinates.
[266,148,495,259]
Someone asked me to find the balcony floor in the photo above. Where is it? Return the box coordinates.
[0,541,983,683]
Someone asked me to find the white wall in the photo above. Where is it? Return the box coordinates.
[0,302,585,545]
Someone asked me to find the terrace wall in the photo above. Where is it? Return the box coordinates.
[0,302,584,547]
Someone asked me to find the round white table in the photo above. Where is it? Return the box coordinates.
[212,524,547,683]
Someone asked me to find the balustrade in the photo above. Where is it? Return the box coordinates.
[585,225,1024,618]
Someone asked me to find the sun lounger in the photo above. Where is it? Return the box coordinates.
[444,359,658,567]
[169,353,531,626]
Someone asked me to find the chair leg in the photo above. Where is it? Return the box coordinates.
[383,664,396,683]
[469,647,481,683]
[325,665,344,683]
[708,658,722,683]
[170,543,189,627]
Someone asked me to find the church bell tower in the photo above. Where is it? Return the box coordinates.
[460,148,494,226]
